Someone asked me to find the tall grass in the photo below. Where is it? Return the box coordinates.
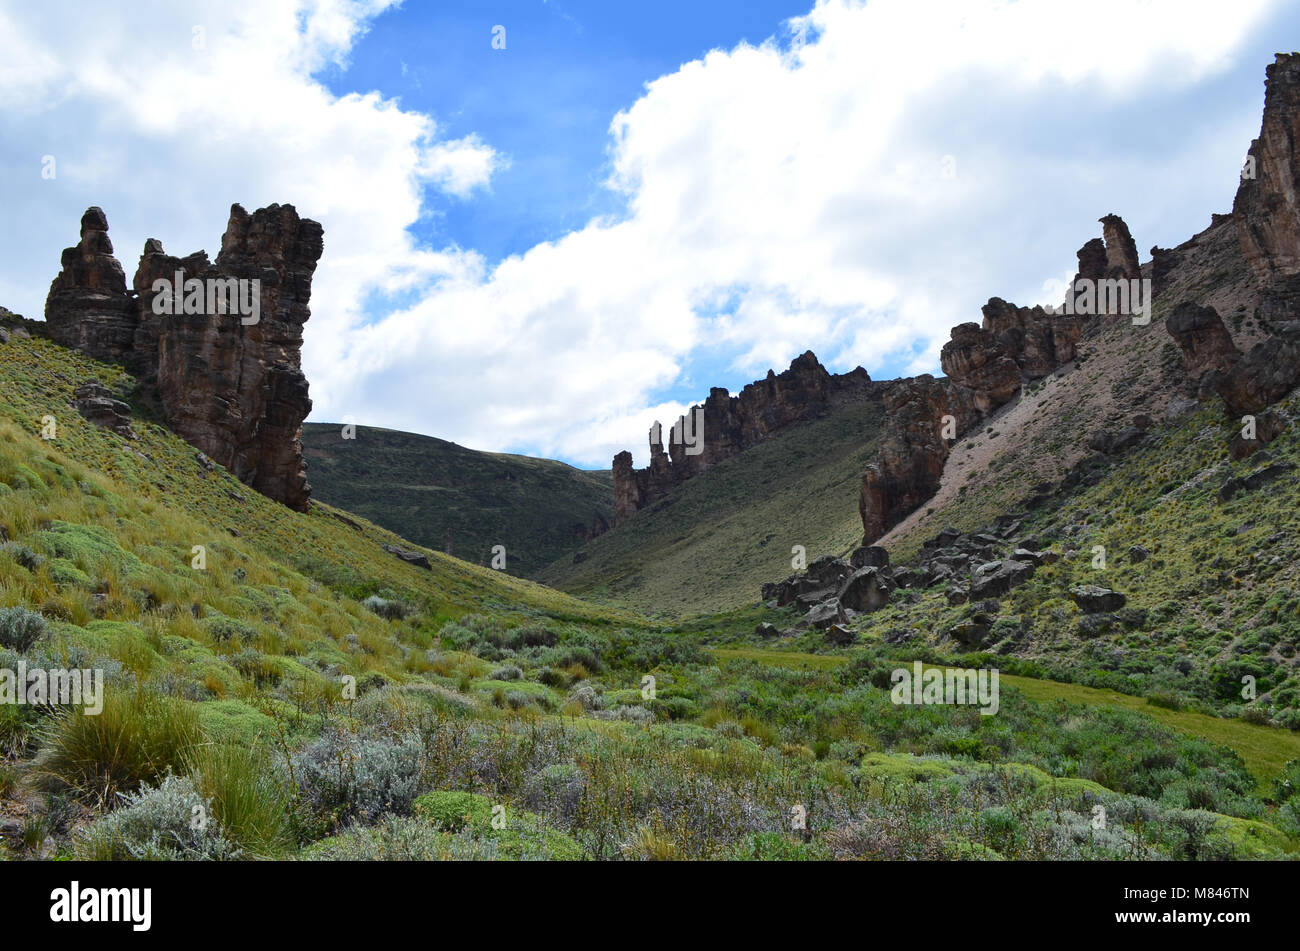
[32,689,202,804]
[186,743,295,858]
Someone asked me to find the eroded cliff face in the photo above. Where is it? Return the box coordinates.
[1235,54,1300,284]
[611,351,878,522]
[856,217,1137,544]
[43,203,322,511]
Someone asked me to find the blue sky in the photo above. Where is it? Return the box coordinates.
[322,1,811,263]
[2,0,1298,469]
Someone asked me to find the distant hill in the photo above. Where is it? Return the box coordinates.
[537,387,886,615]
[301,424,613,578]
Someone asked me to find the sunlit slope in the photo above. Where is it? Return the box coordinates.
[0,332,630,625]
[537,392,885,615]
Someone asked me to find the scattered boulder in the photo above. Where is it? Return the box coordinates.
[383,544,431,570]
[72,381,137,439]
[1127,545,1150,563]
[837,566,894,613]
[849,545,890,569]
[804,598,847,630]
[1088,427,1145,455]
[754,622,780,638]
[825,624,856,647]
[1070,585,1126,613]
[970,560,1034,599]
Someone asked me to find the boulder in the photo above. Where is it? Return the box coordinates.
[837,566,894,613]
[804,598,847,630]
[1164,301,1239,379]
[72,381,137,440]
[1070,585,1126,613]
[825,624,856,647]
[849,545,890,569]
[970,560,1034,599]
[383,545,432,570]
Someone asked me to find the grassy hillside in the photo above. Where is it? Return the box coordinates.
[301,423,613,579]
[537,390,886,615]
[2,328,1298,862]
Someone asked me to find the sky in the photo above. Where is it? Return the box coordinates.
[1,0,1297,469]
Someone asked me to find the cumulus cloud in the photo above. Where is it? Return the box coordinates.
[0,0,1283,469]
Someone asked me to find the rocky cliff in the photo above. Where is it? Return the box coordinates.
[612,351,879,522]
[857,217,1134,544]
[43,203,322,511]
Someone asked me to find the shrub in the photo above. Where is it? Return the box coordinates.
[302,817,498,861]
[75,774,240,860]
[489,665,523,681]
[186,743,295,858]
[201,615,259,644]
[362,595,411,620]
[0,542,45,571]
[33,690,202,803]
[291,728,425,827]
[0,606,46,651]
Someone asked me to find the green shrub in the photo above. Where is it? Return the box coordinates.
[0,606,47,651]
[186,743,295,858]
[33,690,202,803]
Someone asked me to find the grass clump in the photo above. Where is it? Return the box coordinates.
[33,689,202,804]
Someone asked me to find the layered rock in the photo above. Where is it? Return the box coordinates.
[612,352,879,522]
[43,204,322,511]
[44,208,138,365]
[1235,53,1300,285]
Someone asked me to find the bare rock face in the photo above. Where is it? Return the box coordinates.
[1235,53,1300,286]
[44,204,322,511]
[1100,214,1141,280]
[153,204,321,511]
[859,217,1133,544]
[44,208,138,364]
[611,351,878,522]
[1164,301,1239,378]
[1215,322,1300,416]
[939,323,1021,413]
[859,375,980,542]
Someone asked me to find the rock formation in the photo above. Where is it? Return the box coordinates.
[857,218,1132,544]
[859,375,980,542]
[1235,54,1300,283]
[1099,214,1141,280]
[612,352,879,522]
[44,208,138,365]
[1164,302,1239,379]
[44,204,322,511]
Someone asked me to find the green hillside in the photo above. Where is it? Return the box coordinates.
[2,327,1299,862]
[301,423,612,579]
[537,390,886,615]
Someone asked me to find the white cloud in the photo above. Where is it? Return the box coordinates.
[0,0,1283,470]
